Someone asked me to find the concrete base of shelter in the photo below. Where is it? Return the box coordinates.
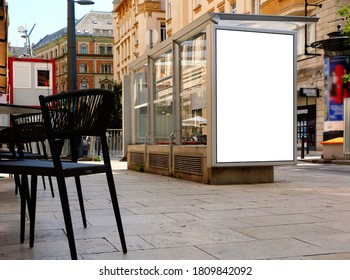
[208,166,274,184]
[127,144,274,184]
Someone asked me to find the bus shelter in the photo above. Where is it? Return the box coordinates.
[124,12,318,184]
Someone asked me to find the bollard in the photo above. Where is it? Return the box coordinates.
[301,136,305,159]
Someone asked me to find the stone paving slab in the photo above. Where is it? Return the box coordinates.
[1,160,350,260]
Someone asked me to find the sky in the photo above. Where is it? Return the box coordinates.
[7,0,114,46]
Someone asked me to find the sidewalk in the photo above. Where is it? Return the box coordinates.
[297,150,323,162]
[1,158,350,260]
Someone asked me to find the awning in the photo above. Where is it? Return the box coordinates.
[0,0,8,94]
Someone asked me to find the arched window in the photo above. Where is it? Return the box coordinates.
[81,83,88,89]
[108,84,112,90]
[80,64,88,73]
[101,84,106,89]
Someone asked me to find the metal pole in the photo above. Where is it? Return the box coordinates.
[301,135,305,159]
[306,96,309,154]
[67,0,77,91]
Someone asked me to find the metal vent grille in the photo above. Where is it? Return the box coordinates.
[174,155,203,175]
[130,152,145,164]
[149,153,169,169]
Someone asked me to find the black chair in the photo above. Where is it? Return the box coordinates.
[0,89,127,259]
[11,113,54,197]
[0,120,54,199]
[0,126,16,159]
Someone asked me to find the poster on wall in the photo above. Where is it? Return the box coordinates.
[324,56,350,131]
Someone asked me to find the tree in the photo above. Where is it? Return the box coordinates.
[337,4,350,84]
[107,83,122,129]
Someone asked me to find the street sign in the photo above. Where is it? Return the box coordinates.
[300,87,320,97]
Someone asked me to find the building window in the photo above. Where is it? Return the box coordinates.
[55,49,58,57]
[107,46,113,55]
[81,83,88,89]
[80,44,88,54]
[80,64,88,73]
[160,0,165,10]
[101,64,112,74]
[160,22,166,42]
[167,0,172,19]
[108,84,112,90]
[99,45,106,54]
[101,83,106,89]
[232,3,237,14]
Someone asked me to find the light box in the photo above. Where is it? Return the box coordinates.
[213,28,296,166]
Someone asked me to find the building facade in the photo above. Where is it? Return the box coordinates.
[33,11,115,93]
[261,0,350,151]
[112,0,255,83]
[112,0,167,82]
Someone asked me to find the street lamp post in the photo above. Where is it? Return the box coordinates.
[67,0,94,91]
[18,24,36,57]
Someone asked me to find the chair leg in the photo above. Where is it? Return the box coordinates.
[56,176,78,260]
[29,175,38,248]
[74,176,87,228]
[106,169,127,254]
[41,176,46,190]
[48,176,54,198]
[14,174,20,195]
[17,174,27,244]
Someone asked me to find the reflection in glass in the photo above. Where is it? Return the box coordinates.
[154,51,173,143]
[180,32,207,145]
[134,65,149,143]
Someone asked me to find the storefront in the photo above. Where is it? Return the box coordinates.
[124,13,318,184]
[311,29,350,143]
[297,87,320,151]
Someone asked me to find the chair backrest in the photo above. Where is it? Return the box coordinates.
[39,89,114,139]
[11,113,48,158]
[0,126,15,143]
[39,89,114,161]
[11,113,46,143]
[0,126,16,156]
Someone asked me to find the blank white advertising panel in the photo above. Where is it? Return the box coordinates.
[215,28,295,165]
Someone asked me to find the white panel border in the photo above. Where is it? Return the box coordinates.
[212,27,297,166]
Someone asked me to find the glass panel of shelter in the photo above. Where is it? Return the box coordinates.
[180,31,207,145]
[132,30,208,146]
[154,50,174,144]
[134,65,149,144]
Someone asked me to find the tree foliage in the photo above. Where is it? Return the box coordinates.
[337,5,350,84]
[337,5,350,43]
[107,83,122,129]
